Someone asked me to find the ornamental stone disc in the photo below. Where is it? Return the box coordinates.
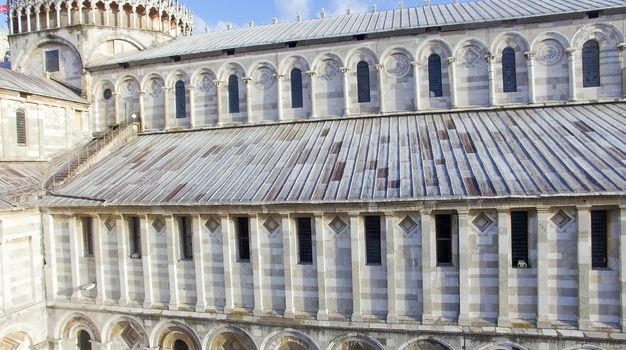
[537,39,564,66]
[198,73,214,92]
[254,67,275,90]
[386,53,411,78]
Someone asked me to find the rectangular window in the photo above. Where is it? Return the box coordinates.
[16,110,26,145]
[591,210,608,269]
[511,211,529,268]
[365,215,382,265]
[436,214,452,265]
[45,50,60,72]
[178,216,193,260]
[236,217,250,261]
[128,216,141,259]
[81,217,94,257]
[297,217,313,264]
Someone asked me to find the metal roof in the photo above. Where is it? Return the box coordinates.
[47,103,626,208]
[90,0,626,68]
[0,69,87,104]
[0,162,47,210]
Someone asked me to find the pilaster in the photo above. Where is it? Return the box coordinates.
[314,213,329,320]
[0,225,7,312]
[113,93,121,125]
[447,57,458,108]
[116,215,130,306]
[497,209,511,327]
[193,215,207,312]
[165,215,179,310]
[141,215,155,308]
[139,91,146,131]
[221,216,234,314]
[385,212,397,323]
[567,48,578,101]
[618,43,626,98]
[619,205,626,333]
[457,209,471,326]
[69,216,82,302]
[486,54,496,106]
[421,210,435,324]
[250,215,265,316]
[188,85,196,128]
[306,71,317,118]
[375,64,385,113]
[525,52,536,104]
[163,87,171,129]
[93,215,108,305]
[276,74,285,121]
[281,214,296,318]
[536,207,551,328]
[349,212,363,321]
[244,77,253,123]
[577,206,592,330]
[214,81,223,124]
[43,214,59,301]
[341,67,351,116]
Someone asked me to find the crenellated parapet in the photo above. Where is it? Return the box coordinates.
[7,0,194,37]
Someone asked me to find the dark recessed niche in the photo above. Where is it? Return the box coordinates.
[170,55,181,62]
[354,34,366,41]
[287,41,298,48]
[225,49,236,56]
[587,11,600,19]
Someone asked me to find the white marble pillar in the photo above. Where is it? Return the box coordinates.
[8,10,13,35]
[244,77,253,123]
[306,71,317,118]
[113,92,121,125]
[577,206,592,330]
[457,209,471,326]
[375,64,385,113]
[412,61,422,111]
[77,3,82,25]
[43,214,59,301]
[618,43,626,98]
[35,7,41,30]
[93,215,108,305]
[421,210,435,324]
[104,1,110,26]
[350,213,363,321]
[139,91,146,131]
[65,2,71,26]
[341,67,351,116]
[26,6,31,32]
[619,205,626,333]
[486,54,496,106]
[497,209,511,327]
[314,213,329,320]
[567,48,577,101]
[132,5,137,29]
[281,214,296,318]
[68,216,82,301]
[188,85,196,128]
[214,80,223,124]
[447,57,458,108]
[250,215,265,316]
[141,215,155,308]
[385,213,397,323]
[17,8,23,33]
[55,5,61,28]
[536,207,551,328]
[193,215,207,312]
[91,5,96,25]
[221,216,234,314]
[163,87,170,129]
[116,215,130,306]
[525,52,536,104]
[165,215,179,310]
[276,74,285,121]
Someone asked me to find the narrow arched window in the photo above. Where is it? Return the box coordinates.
[582,40,600,87]
[175,80,186,118]
[428,54,443,97]
[502,47,517,92]
[290,68,303,108]
[77,330,92,350]
[16,109,26,145]
[356,61,371,103]
[228,74,240,113]
[173,340,189,350]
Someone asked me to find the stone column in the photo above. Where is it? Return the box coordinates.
[350,212,363,321]
[141,215,154,308]
[165,215,179,310]
[26,6,31,32]
[68,216,82,301]
[250,215,265,316]
[117,4,122,27]
[0,228,8,312]
[385,212,397,323]
[341,67,351,116]
[618,43,626,98]
[8,10,13,35]
[65,2,71,26]
[276,74,285,121]
[91,5,96,25]
[421,210,435,324]
[138,91,146,131]
[93,215,108,305]
[77,2,82,25]
[577,206,592,330]
[536,207,551,328]
[193,215,207,312]
[375,64,385,113]
[567,48,577,101]
[457,209,471,326]
[188,85,196,128]
[113,92,121,125]
[486,54,496,106]
[244,77,253,123]
[314,213,329,320]
[46,6,51,29]
[221,215,234,314]
[116,215,130,306]
[619,205,626,333]
[214,80,223,124]
[17,8,23,33]
[163,87,170,129]
[306,71,317,118]
[525,52,536,104]
[35,6,41,30]
[104,1,110,26]
[132,5,138,29]
[497,209,511,327]
[412,61,422,111]
[56,5,61,28]
[447,57,458,108]
[43,214,59,301]
[281,214,296,318]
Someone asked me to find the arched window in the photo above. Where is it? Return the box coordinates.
[356,61,371,103]
[173,340,189,350]
[16,109,26,145]
[582,40,600,87]
[77,330,92,350]
[290,68,303,108]
[502,47,517,92]
[175,80,186,118]
[428,54,443,97]
[228,74,240,113]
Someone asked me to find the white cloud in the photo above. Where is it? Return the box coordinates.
[205,20,238,33]
[274,0,312,21]
[329,0,369,16]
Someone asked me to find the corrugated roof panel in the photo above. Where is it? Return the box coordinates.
[0,69,86,103]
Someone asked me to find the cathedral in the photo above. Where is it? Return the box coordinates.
[1,0,626,349]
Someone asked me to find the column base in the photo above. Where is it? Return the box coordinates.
[497,316,512,328]
[421,314,434,325]
[386,313,398,323]
[351,312,363,322]
[537,318,552,329]
[224,306,234,315]
[195,304,208,313]
[168,303,179,311]
[283,309,296,319]
[253,308,264,317]
[458,315,471,326]
[143,301,155,309]
[317,310,329,321]
[578,318,593,331]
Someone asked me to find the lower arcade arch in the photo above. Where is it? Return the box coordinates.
[328,335,384,350]
[155,322,202,350]
[206,327,257,350]
[0,331,32,350]
[105,317,149,349]
[261,330,319,350]
[399,338,452,350]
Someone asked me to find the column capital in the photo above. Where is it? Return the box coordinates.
[485,53,495,63]
[213,80,224,86]
[447,57,457,64]
[275,73,285,80]
[566,47,577,56]
[536,206,551,214]
[347,211,360,218]
[139,90,146,96]
[243,77,253,84]
[457,208,470,216]
[410,60,422,67]
[305,70,316,77]
[340,67,350,75]
[618,42,626,51]
[187,85,196,91]
[375,63,385,71]
[524,51,536,60]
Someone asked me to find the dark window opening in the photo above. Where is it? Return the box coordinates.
[297,217,313,264]
[365,215,382,265]
[290,68,304,109]
[587,11,600,19]
[228,75,240,113]
[511,211,529,268]
[502,47,518,93]
[179,216,193,260]
[173,340,189,350]
[428,54,443,98]
[103,88,113,100]
[16,109,26,145]
[225,49,236,56]
[77,330,92,350]
[175,80,187,118]
[287,41,298,48]
[45,50,60,72]
[81,217,94,257]
[128,216,141,259]
[582,40,601,87]
[354,34,366,41]
[591,210,608,269]
[356,61,371,103]
[237,217,250,261]
[436,214,453,265]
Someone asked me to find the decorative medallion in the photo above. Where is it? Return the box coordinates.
[254,67,276,90]
[537,39,565,66]
[125,80,140,98]
[551,210,573,229]
[472,212,494,232]
[329,216,347,236]
[462,46,482,67]
[263,216,280,235]
[198,73,214,92]
[148,80,163,97]
[205,216,220,234]
[104,216,116,231]
[319,59,340,80]
[399,216,418,237]
[152,217,165,232]
[386,53,411,78]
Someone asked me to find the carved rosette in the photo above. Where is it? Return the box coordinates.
[536,39,565,66]
[385,53,411,78]
[253,67,276,90]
